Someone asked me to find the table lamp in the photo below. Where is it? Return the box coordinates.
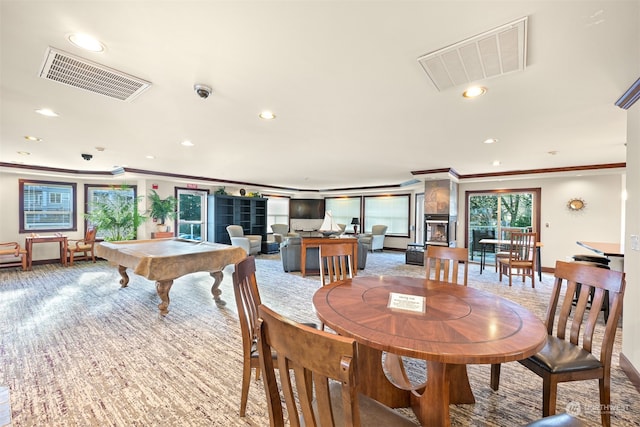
[351,217,360,235]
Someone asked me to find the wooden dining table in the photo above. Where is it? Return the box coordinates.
[312,275,547,427]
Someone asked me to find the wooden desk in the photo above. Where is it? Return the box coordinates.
[479,238,543,280]
[96,238,245,316]
[313,276,546,427]
[300,236,358,277]
[25,235,68,270]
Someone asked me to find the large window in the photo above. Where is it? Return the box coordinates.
[325,197,361,232]
[85,185,138,240]
[20,180,76,232]
[363,194,410,236]
[266,196,289,229]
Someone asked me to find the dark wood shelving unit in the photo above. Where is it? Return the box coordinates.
[207,195,268,245]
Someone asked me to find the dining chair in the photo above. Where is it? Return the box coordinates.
[490,260,626,426]
[231,255,263,417]
[497,231,536,287]
[425,245,468,285]
[256,304,416,427]
[493,227,520,271]
[319,242,354,287]
[66,226,98,266]
[232,256,318,416]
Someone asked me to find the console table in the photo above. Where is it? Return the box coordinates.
[300,237,358,277]
[25,234,68,270]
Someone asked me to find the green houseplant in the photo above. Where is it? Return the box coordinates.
[85,185,147,241]
[147,190,177,231]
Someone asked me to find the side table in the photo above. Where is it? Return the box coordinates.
[405,243,425,266]
[25,235,68,270]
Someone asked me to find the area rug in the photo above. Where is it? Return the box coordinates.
[0,251,637,426]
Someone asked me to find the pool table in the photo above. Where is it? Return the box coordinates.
[96,238,246,316]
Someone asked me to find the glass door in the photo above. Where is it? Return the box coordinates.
[176,188,208,241]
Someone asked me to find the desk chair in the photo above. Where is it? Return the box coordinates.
[491,261,625,426]
[425,245,468,286]
[256,304,416,427]
[66,226,97,266]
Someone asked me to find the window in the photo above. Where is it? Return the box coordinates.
[325,197,361,232]
[266,196,289,228]
[20,180,76,232]
[363,194,410,236]
[85,185,138,240]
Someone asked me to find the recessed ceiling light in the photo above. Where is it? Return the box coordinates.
[35,108,59,117]
[24,136,42,142]
[17,151,31,156]
[492,160,501,166]
[547,150,558,155]
[462,86,487,98]
[95,146,105,152]
[67,33,105,52]
[259,111,276,120]
[483,138,498,144]
[146,155,155,159]
[181,140,194,147]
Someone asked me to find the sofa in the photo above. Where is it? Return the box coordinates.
[280,237,370,273]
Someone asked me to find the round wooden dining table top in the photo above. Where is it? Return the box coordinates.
[313,275,547,364]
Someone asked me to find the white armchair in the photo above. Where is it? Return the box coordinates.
[359,224,387,252]
[270,224,299,244]
[226,225,262,255]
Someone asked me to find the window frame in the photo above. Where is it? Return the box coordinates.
[19,179,77,233]
[84,184,139,240]
[324,196,362,233]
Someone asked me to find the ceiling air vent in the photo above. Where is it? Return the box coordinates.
[39,47,151,101]
[418,16,528,91]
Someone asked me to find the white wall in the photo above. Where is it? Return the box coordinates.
[458,173,624,270]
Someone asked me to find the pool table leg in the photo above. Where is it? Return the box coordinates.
[156,280,174,316]
[210,270,226,306]
[118,265,130,287]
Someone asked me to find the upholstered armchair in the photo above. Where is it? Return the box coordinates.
[270,224,299,244]
[359,224,388,252]
[227,225,262,255]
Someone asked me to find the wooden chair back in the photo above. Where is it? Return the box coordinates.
[231,256,263,417]
[425,246,468,285]
[319,243,354,286]
[546,260,625,362]
[257,304,360,427]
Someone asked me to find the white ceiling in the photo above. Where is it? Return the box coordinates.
[1,1,637,191]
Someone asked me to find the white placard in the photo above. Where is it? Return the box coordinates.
[387,292,426,313]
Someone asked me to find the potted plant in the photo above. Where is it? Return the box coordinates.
[148,190,177,232]
[85,185,147,241]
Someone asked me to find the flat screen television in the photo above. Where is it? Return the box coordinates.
[290,199,325,219]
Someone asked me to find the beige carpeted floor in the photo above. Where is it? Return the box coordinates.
[0,251,638,426]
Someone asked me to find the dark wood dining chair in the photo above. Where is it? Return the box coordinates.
[497,231,536,287]
[231,256,263,417]
[491,261,625,426]
[66,226,98,266]
[256,304,416,427]
[319,242,354,286]
[425,245,468,285]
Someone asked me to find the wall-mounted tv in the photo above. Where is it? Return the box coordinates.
[290,199,325,219]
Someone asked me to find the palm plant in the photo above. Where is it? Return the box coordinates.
[85,186,146,241]
[147,190,177,225]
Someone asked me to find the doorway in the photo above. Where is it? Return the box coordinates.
[176,188,208,241]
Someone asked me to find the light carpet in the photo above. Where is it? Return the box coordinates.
[0,251,638,426]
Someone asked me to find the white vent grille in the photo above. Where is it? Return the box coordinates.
[418,17,528,91]
[39,47,151,101]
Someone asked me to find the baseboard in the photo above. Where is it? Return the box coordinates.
[620,352,640,394]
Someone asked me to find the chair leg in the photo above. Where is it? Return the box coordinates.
[239,361,252,417]
[600,377,611,427]
[542,376,559,417]
[490,363,501,390]
[69,252,74,266]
